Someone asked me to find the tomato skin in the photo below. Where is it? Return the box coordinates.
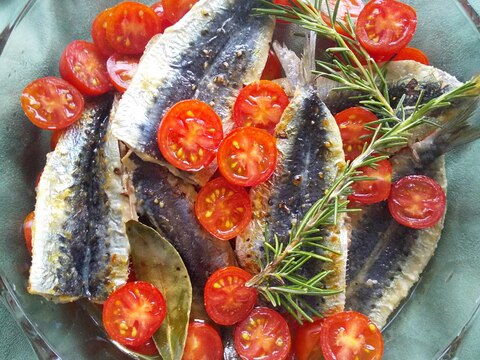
[195,177,252,240]
[393,47,429,65]
[321,0,364,35]
[388,175,446,229]
[126,337,159,356]
[204,267,257,326]
[102,281,167,347]
[151,1,174,32]
[293,318,324,360]
[21,77,85,130]
[91,7,116,58]
[59,40,112,96]
[106,53,141,93]
[23,212,35,254]
[356,0,417,57]
[182,322,223,360]
[50,129,65,150]
[163,0,199,24]
[320,311,383,360]
[349,159,392,205]
[261,50,283,80]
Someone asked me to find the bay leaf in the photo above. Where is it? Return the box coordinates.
[127,220,192,360]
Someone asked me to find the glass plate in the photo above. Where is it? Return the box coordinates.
[0,1,479,359]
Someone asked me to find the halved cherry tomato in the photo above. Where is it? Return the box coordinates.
[388,175,446,229]
[106,54,141,93]
[261,50,283,81]
[163,0,199,24]
[235,307,291,360]
[349,159,392,205]
[106,2,161,55]
[321,0,364,35]
[23,212,34,254]
[127,337,159,356]
[195,177,252,240]
[392,47,429,65]
[50,129,65,150]
[272,0,302,24]
[157,100,223,171]
[217,127,277,187]
[233,80,289,134]
[151,1,174,32]
[59,40,112,96]
[102,281,166,347]
[21,77,85,130]
[356,0,417,57]
[204,266,257,325]
[91,7,116,58]
[334,107,377,161]
[320,311,383,360]
[182,322,223,360]
[293,318,324,360]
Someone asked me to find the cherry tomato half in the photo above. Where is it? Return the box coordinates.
[151,1,174,32]
[321,0,364,35]
[163,0,199,24]
[261,50,283,81]
[59,40,112,96]
[127,337,159,356]
[235,307,291,360]
[102,281,166,347]
[91,7,116,58]
[106,53,141,93]
[21,77,85,130]
[157,100,223,171]
[182,322,223,360]
[349,159,392,205]
[293,318,324,360]
[204,266,257,326]
[393,47,429,65]
[218,127,277,187]
[334,107,378,161]
[233,80,289,134]
[23,212,35,254]
[50,129,65,150]
[356,0,417,57]
[320,311,384,360]
[388,175,446,229]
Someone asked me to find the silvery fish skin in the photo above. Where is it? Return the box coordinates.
[124,154,237,288]
[112,0,274,186]
[29,96,133,302]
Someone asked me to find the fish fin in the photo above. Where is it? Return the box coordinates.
[299,32,317,85]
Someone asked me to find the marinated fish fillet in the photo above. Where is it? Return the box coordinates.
[113,0,274,186]
[29,95,133,302]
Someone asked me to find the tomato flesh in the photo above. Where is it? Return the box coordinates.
[261,50,283,81]
[393,47,429,65]
[235,307,291,360]
[21,77,85,130]
[195,177,252,240]
[356,0,417,57]
[320,311,383,360]
[204,266,257,325]
[321,0,364,35]
[23,212,35,254]
[106,53,141,93]
[157,100,223,171]
[91,7,116,58]
[349,159,392,205]
[151,1,174,32]
[388,175,446,229]
[163,0,199,24]
[292,318,324,360]
[182,322,223,360]
[233,80,289,134]
[102,281,166,347]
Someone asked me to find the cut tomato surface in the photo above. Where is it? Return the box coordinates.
[233,80,289,134]
[102,281,166,347]
[321,0,364,35]
[218,127,277,187]
[106,53,141,93]
[349,159,392,205]
[320,311,383,360]
[163,0,199,24]
[235,307,291,360]
[59,40,112,96]
[23,212,34,254]
[388,175,446,229]
[157,99,223,172]
[392,47,429,65]
[292,318,324,360]
[356,0,417,57]
[261,50,283,81]
[91,7,116,58]
[204,266,257,326]
[21,77,85,130]
[150,1,174,32]
[182,322,223,360]
[195,177,252,240]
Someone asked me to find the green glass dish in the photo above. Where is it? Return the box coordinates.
[0,1,479,359]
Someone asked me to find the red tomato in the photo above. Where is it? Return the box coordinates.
[349,159,392,205]
[127,337,159,356]
[102,281,166,347]
[59,40,112,96]
[293,318,324,360]
[393,47,429,65]
[23,212,35,254]
[195,177,252,240]
[182,322,223,360]
[235,307,291,360]
[233,80,289,134]
[334,107,377,161]
[217,127,277,187]
[91,7,116,58]
[50,129,65,150]
[204,267,257,325]
[163,0,199,24]
[261,50,283,81]
[388,175,446,229]
[106,2,161,55]
[273,0,300,7]
[356,0,417,57]
[321,0,364,35]
[320,311,383,360]
[157,100,223,171]
[151,1,174,32]
[21,77,85,130]
[106,54,140,93]
[35,171,43,189]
